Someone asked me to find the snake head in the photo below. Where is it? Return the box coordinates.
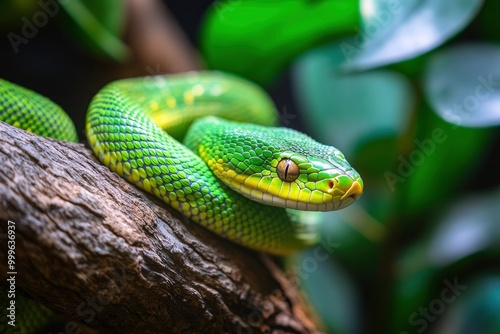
[188,117,363,212]
[269,150,363,211]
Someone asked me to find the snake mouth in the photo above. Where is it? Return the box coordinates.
[335,180,363,210]
[340,180,363,201]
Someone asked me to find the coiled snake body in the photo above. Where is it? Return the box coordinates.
[1,71,363,255]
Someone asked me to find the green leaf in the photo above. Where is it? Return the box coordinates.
[353,135,398,187]
[0,0,37,26]
[424,43,500,127]
[426,188,500,266]
[345,0,483,71]
[436,276,500,334]
[397,105,493,214]
[476,0,500,44]
[292,41,413,157]
[59,0,129,62]
[390,188,500,332]
[352,135,400,221]
[388,256,436,334]
[200,0,360,86]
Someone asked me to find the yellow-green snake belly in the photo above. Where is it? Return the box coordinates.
[1,71,363,255]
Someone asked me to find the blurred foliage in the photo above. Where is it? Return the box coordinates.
[200,0,361,86]
[57,0,129,61]
[0,0,128,61]
[202,0,500,333]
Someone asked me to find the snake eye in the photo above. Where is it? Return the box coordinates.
[277,159,299,182]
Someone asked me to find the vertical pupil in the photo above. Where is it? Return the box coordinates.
[284,160,290,179]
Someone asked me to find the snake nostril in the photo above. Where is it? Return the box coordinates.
[328,181,334,189]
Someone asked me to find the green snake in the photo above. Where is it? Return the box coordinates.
[1,71,362,255]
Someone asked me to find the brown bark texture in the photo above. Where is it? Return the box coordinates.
[0,122,321,334]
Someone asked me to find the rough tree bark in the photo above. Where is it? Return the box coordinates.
[0,122,322,334]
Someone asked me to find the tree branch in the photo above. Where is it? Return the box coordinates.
[0,122,321,334]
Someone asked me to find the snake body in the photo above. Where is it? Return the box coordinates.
[2,71,363,255]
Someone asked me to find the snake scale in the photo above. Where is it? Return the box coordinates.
[1,71,363,255]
